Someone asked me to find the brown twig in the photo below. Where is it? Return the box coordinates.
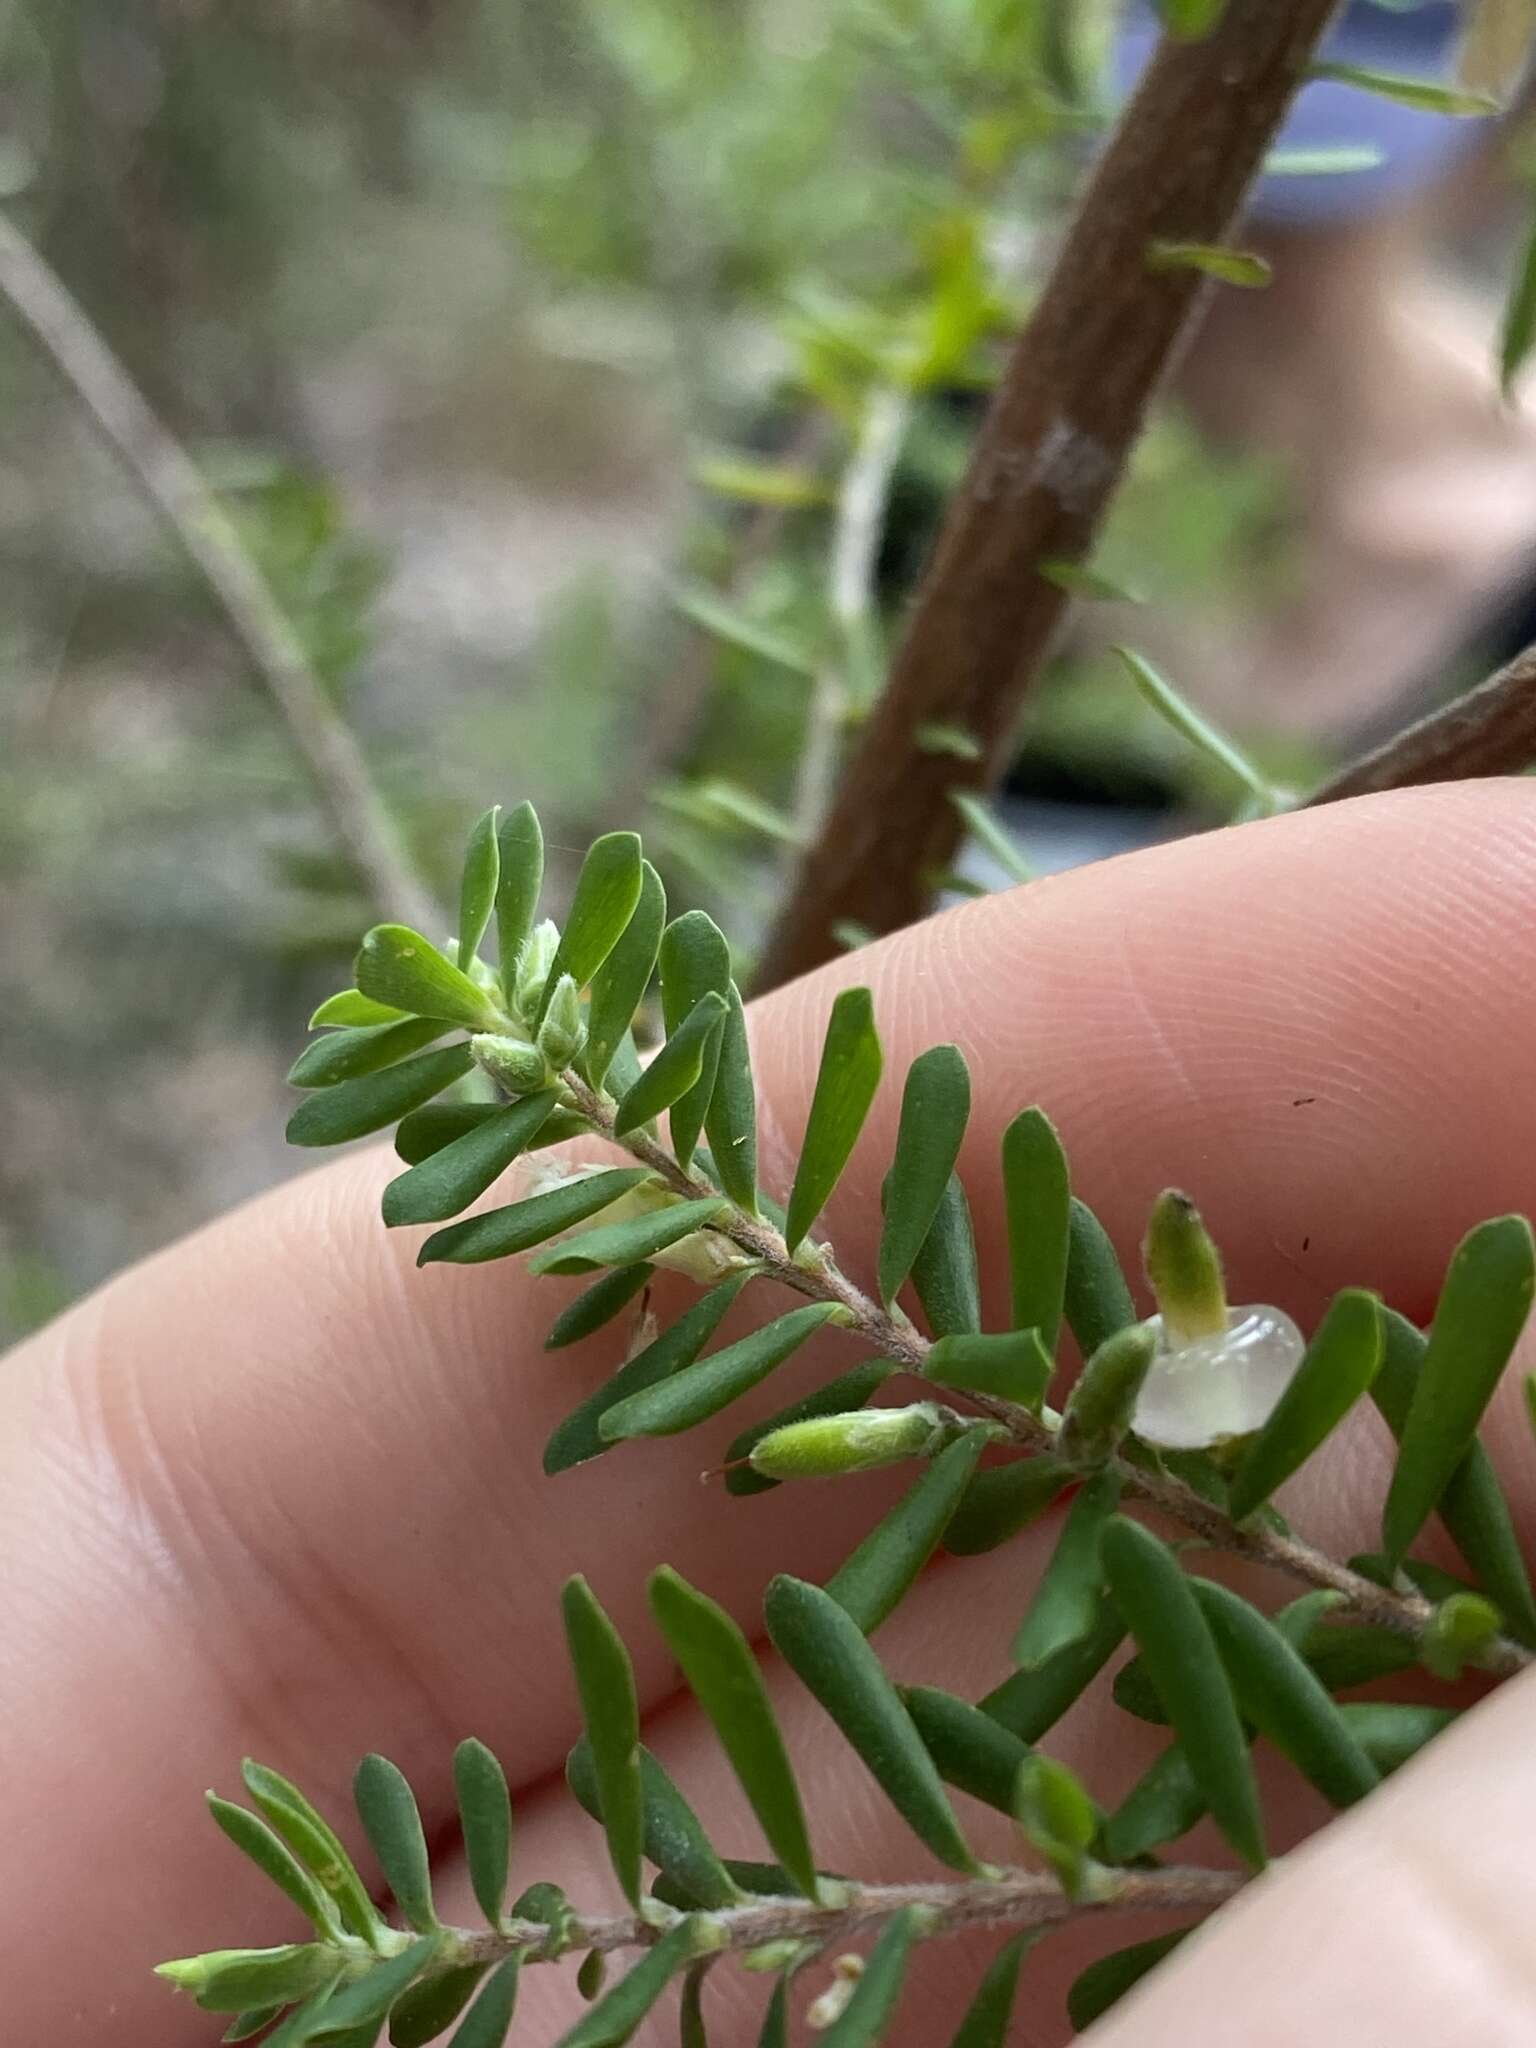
[0,209,440,933]
[1306,637,1536,807]
[755,0,1344,991]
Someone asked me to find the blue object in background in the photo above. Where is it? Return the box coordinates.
[1116,3,1484,225]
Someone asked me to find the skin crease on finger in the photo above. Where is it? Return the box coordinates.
[4,778,1536,2041]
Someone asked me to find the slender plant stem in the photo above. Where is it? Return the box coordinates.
[559,1072,1532,1678]
[0,209,440,933]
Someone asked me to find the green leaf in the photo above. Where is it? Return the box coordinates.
[544,1274,754,1473]
[819,1908,922,2047]
[356,925,500,1030]
[1067,1933,1189,2032]
[389,1965,487,2047]
[1373,1308,1536,1645]
[538,832,646,1021]
[1057,1323,1158,1468]
[1227,1289,1383,1520]
[765,1574,978,1873]
[945,1934,1032,2048]
[613,993,729,1140]
[382,1091,558,1227]
[1262,144,1384,176]
[826,1428,991,1634]
[1063,1198,1137,1359]
[448,1956,522,2048]
[1013,1753,1098,1897]
[877,1046,972,1305]
[1115,647,1276,814]
[1098,1741,1207,1863]
[1155,0,1226,34]
[724,1362,895,1496]
[916,720,982,760]
[287,1044,475,1148]
[529,1196,729,1277]
[582,862,666,1089]
[512,1881,577,1956]
[1101,1516,1266,1869]
[658,912,734,1171]
[911,1175,981,1337]
[927,1330,1052,1409]
[1147,240,1271,287]
[495,802,544,1004]
[306,1936,444,2038]
[1341,1702,1457,1776]
[240,1762,382,1945]
[979,1599,1125,1741]
[902,1685,1033,1814]
[1511,199,1536,387]
[1000,1108,1070,1348]
[1193,1579,1379,1808]
[576,1951,605,2003]
[353,1756,438,1932]
[1037,560,1142,604]
[225,2010,284,2045]
[457,807,502,970]
[754,1979,790,2048]
[1310,59,1498,115]
[562,1576,645,1908]
[309,990,407,1029]
[545,1263,654,1351]
[943,1456,1073,1557]
[705,983,759,1214]
[567,1740,744,1911]
[1382,1217,1535,1562]
[672,581,818,674]
[1301,1623,1417,1692]
[649,1568,819,1896]
[156,1944,341,2012]
[452,1739,512,1930]
[555,1922,701,2048]
[680,1964,709,2048]
[288,1016,445,1089]
[784,988,883,1253]
[206,1796,339,1937]
[599,1303,842,1441]
[950,792,1031,886]
[395,1102,497,1164]
[417,1167,651,1267]
[1011,1470,1120,1669]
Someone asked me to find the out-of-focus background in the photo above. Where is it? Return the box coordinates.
[3,0,1534,1340]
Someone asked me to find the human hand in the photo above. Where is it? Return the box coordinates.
[7,780,1536,2044]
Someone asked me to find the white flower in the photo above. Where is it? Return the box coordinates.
[1130,1305,1304,1452]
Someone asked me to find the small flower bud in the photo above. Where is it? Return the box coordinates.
[514,919,561,1020]
[808,1954,864,2030]
[1420,1591,1502,1681]
[470,1032,552,1095]
[748,1402,966,1480]
[1057,1322,1158,1468]
[537,973,586,1068]
[1131,1304,1305,1451]
[1143,1190,1227,1346]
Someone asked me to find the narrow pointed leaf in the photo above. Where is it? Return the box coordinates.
[582,862,666,1088]
[389,1965,486,2047]
[1227,1289,1383,1521]
[453,1739,512,1930]
[225,2011,284,2045]
[240,1762,381,1944]
[288,1016,444,1089]
[1101,1516,1266,1869]
[765,1575,979,1872]
[1067,1933,1189,2032]
[877,1046,971,1305]
[1011,1470,1120,1668]
[784,988,883,1253]
[309,990,407,1029]
[600,1303,841,1441]
[306,1936,444,2038]
[911,1174,981,1337]
[545,1263,654,1351]
[980,1598,1125,1741]
[555,1921,699,2048]
[943,1456,1073,1557]
[382,1091,557,1227]
[418,1168,650,1267]
[755,1979,790,2048]
[927,1330,1052,1409]
[945,1933,1032,2048]
[827,1429,990,1634]
[448,1955,521,2048]
[457,807,501,969]
[562,1577,644,1908]
[395,1102,496,1164]
[1341,1702,1457,1776]
[1310,59,1497,115]
[613,994,728,1139]
[1501,202,1536,397]
[820,1908,921,2047]
[1064,1198,1137,1359]
[495,803,544,1003]
[538,832,645,1021]
[157,1945,340,2012]
[356,925,499,1030]
[724,1362,894,1497]
[207,1796,338,1937]
[650,1568,818,1895]
[680,1964,709,2048]
[1116,646,1275,811]
[658,912,733,1170]
[705,982,759,1212]
[1147,240,1271,287]
[1193,1579,1378,1808]
[1098,1741,1206,1863]
[1382,1216,1535,1562]
[529,1196,728,1276]
[951,791,1031,884]
[1000,1108,1070,1347]
[288,1044,475,1148]
[902,1685,1034,1813]
[353,1756,438,1932]
[567,1740,744,1911]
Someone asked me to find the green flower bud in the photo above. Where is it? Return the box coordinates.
[1057,1322,1158,1469]
[748,1401,970,1480]
[1420,1591,1502,1681]
[470,1032,552,1095]
[514,919,560,1021]
[1143,1189,1227,1346]
[537,973,586,1068]
[155,1943,340,2010]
